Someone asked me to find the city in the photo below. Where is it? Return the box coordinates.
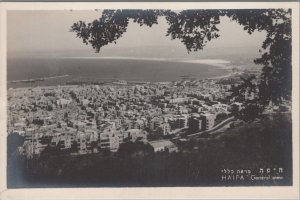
[8,76,244,158]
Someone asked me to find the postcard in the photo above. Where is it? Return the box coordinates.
[0,2,299,199]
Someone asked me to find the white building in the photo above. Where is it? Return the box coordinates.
[200,113,216,130]
[148,140,178,152]
[99,130,120,152]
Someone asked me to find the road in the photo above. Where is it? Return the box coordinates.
[187,116,235,138]
[171,116,235,141]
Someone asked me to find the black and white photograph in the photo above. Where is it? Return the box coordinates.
[1,2,299,199]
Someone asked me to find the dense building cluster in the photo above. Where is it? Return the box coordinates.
[8,79,234,158]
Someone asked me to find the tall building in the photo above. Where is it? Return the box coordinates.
[168,115,188,129]
[188,117,202,133]
[76,132,87,154]
[99,130,120,152]
[200,113,216,130]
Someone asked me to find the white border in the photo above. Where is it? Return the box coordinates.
[0,2,299,200]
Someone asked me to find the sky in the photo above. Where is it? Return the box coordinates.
[7,10,267,56]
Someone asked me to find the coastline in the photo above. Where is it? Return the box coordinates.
[7,57,233,88]
[207,71,233,80]
[8,74,70,83]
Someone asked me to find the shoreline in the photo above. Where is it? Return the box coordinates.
[8,74,70,83]
[207,71,233,80]
[7,57,233,88]
[7,72,234,90]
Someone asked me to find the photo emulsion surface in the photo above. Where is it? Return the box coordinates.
[7,9,293,188]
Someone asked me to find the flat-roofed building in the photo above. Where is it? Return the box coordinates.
[188,117,203,133]
[200,113,216,130]
[76,132,87,154]
[168,115,188,129]
[149,140,178,152]
[99,130,120,152]
[167,97,189,104]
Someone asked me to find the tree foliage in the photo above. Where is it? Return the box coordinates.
[71,9,292,120]
[118,141,154,158]
[7,133,25,157]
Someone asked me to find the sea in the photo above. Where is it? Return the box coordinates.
[7,57,229,88]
